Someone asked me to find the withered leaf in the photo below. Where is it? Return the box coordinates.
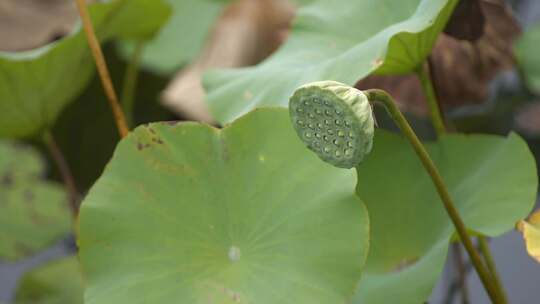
[356,0,520,117]
[515,102,540,136]
[444,0,485,41]
[518,209,540,263]
[0,0,93,52]
[161,0,294,123]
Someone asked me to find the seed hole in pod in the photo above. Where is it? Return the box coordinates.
[324,119,331,125]
[335,120,341,125]
[297,119,305,126]
[315,132,321,138]
[344,148,353,156]
[324,100,330,106]
[327,129,334,135]
[297,107,304,113]
[305,131,313,138]
[323,146,331,153]
[335,109,342,115]
[333,139,342,146]
[313,98,320,104]
[303,100,310,106]
[345,120,351,127]
[337,130,345,137]
[308,123,315,129]
[347,141,354,147]
[335,150,342,157]
[317,123,323,129]
[325,109,332,116]
[323,135,330,141]
[315,109,323,115]
[348,131,355,138]
[308,113,315,119]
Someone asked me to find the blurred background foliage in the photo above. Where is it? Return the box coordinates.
[0,0,540,303]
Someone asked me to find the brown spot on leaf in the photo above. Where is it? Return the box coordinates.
[150,137,165,145]
[371,58,384,68]
[390,257,419,272]
[162,120,181,126]
[136,142,152,151]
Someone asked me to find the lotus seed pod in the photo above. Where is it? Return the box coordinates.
[289,81,375,168]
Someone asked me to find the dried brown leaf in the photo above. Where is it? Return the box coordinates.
[444,0,485,41]
[356,0,521,116]
[515,102,540,136]
[161,0,294,123]
[0,0,93,52]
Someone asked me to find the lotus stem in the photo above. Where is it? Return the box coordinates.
[43,130,80,216]
[289,81,506,304]
[75,0,129,138]
[417,61,446,137]
[478,236,508,303]
[365,89,506,304]
[121,41,145,127]
[417,59,508,303]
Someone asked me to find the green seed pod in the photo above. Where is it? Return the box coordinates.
[289,81,375,168]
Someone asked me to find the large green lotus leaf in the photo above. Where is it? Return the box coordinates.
[516,22,540,94]
[0,141,71,261]
[203,0,457,124]
[0,0,170,138]
[15,256,84,304]
[353,131,538,303]
[118,0,226,75]
[79,108,369,303]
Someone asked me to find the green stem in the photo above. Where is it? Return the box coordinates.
[452,243,470,304]
[364,89,506,304]
[418,60,471,301]
[121,41,144,127]
[43,130,80,216]
[417,58,508,303]
[417,62,446,137]
[478,236,508,303]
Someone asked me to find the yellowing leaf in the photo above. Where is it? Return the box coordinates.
[519,209,540,263]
